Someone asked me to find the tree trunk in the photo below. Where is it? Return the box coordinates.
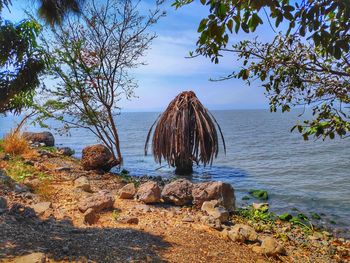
[175,158,193,175]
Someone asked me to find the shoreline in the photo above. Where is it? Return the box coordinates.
[0,144,349,262]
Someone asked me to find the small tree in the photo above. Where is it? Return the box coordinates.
[40,0,164,167]
[145,91,225,175]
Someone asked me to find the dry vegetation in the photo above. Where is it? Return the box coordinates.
[1,130,30,156]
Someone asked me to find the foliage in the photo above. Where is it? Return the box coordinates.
[145,91,226,174]
[5,158,46,181]
[173,0,350,140]
[2,130,30,156]
[249,189,268,200]
[38,0,164,165]
[37,0,84,25]
[236,206,276,223]
[0,18,44,113]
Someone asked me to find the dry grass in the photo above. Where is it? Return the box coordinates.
[2,130,30,156]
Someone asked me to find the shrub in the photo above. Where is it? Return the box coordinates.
[2,130,29,156]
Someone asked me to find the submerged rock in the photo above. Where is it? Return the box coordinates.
[136,181,161,204]
[23,131,55,147]
[81,144,114,172]
[192,181,235,211]
[249,189,268,200]
[119,183,136,199]
[161,179,193,206]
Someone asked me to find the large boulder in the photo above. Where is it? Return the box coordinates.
[136,181,161,204]
[78,190,114,213]
[23,131,55,147]
[81,144,114,171]
[192,181,235,211]
[161,179,193,206]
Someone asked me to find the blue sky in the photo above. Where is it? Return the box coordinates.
[3,0,279,112]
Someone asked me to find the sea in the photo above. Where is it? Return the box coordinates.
[1,109,349,235]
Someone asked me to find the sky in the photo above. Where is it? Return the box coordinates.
[2,0,279,112]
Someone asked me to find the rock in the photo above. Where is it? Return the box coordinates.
[0,196,7,211]
[32,202,52,216]
[136,181,161,204]
[182,216,195,223]
[252,202,269,211]
[200,215,222,230]
[14,183,30,193]
[0,169,15,187]
[83,208,97,225]
[161,179,193,206]
[192,181,235,211]
[78,190,114,213]
[201,200,229,223]
[74,176,91,192]
[14,252,46,263]
[253,237,286,257]
[81,144,115,171]
[228,224,258,243]
[119,216,139,224]
[23,131,55,147]
[134,204,151,213]
[57,147,75,156]
[119,183,136,199]
[24,178,41,190]
[249,189,268,200]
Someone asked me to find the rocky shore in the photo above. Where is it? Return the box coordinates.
[0,134,349,262]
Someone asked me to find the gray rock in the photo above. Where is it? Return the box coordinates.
[57,147,75,156]
[161,179,193,206]
[201,200,229,223]
[32,202,52,216]
[23,131,55,147]
[14,252,46,263]
[74,176,91,192]
[136,181,161,204]
[119,183,136,199]
[192,181,235,211]
[78,190,114,213]
[228,224,258,243]
[200,215,222,230]
[0,196,7,210]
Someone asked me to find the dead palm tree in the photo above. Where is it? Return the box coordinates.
[145,91,226,175]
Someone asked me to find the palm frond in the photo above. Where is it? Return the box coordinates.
[145,91,226,172]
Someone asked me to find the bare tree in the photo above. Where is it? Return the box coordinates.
[39,0,164,167]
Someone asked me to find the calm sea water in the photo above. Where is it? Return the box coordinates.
[1,110,349,234]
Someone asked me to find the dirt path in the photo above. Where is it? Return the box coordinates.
[0,151,348,262]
